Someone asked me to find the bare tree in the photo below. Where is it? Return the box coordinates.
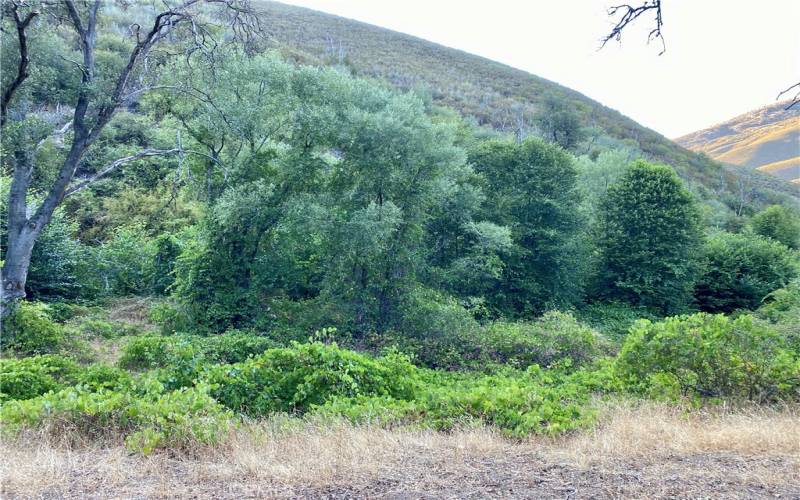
[600,1,798,109]
[0,0,257,315]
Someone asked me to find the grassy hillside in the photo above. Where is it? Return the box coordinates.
[255,1,797,202]
[677,102,800,184]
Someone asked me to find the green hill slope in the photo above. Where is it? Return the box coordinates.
[256,1,797,202]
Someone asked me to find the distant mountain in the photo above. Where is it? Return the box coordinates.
[256,2,798,202]
[676,102,800,184]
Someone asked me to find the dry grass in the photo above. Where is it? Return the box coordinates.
[106,297,157,331]
[2,401,799,498]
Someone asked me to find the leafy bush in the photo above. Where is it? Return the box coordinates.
[320,366,597,437]
[750,204,800,249]
[577,301,659,341]
[75,364,132,391]
[616,313,800,402]
[481,311,608,368]
[2,302,66,355]
[0,354,79,402]
[695,231,798,313]
[192,331,281,364]
[117,335,174,370]
[0,381,233,455]
[207,342,419,415]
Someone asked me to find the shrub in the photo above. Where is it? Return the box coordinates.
[750,205,800,249]
[0,354,79,402]
[577,301,659,341]
[694,231,798,313]
[117,335,174,370]
[0,382,233,455]
[207,342,419,415]
[192,331,281,364]
[481,311,607,368]
[616,313,800,402]
[319,366,597,437]
[75,364,132,391]
[2,302,66,355]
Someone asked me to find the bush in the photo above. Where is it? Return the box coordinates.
[75,364,132,391]
[481,311,607,368]
[577,301,659,341]
[0,354,79,402]
[117,335,174,370]
[2,302,66,355]
[319,366,597,437]
[616,313,800,402]
[192,331,281,364]
[207,342,419,415]
[694,231,798,313]
[0,381,233,455]
[750,205,800,249]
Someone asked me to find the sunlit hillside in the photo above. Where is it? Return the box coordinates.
[677,102,800,184]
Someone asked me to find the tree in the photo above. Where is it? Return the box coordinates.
[749,205,800,250]
[695,231,798,313]
[533,93,585,151]
[0,0,255,315]
[470,138,585,316]
[594,160,702,313]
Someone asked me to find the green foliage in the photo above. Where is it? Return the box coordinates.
[577,301,659,341]
[320,366,597,437]
[616,313,800,402]
[750,205,800,249]
[0,382,233,455]
[694,231,798,313]
[468,138,585,316]
[481,311,608,368]
[117,335,174,370]
[75,364,133,391]
[207,342,419,415]
[2,302,67,355]
[533,93,586,150]
[94,225,157,296]
[595,161,703,313]
[0,354,79,402]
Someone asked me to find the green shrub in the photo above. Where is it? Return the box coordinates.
[2,302,66,355]
[616,313,800,402]
[757,280,800,352]
[750,204,800,249]
[319,366,597,437]
[117,335,174,369]
[0,354,80,402]
[75,364,132,391]
[207,342,419,415]
[482,311,608,368]
[192,331,281,364]
[577,301,659,341]
[0,382,233,455]
[695,231,798,313]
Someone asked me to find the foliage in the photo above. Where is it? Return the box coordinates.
[616,313,800,402]
[0,381,233,455]
[750,205,800,249]
[468,138,585,316]
[206,342,419,415]
[694,231,797,313]
[2,302,67,355]
[577,301,659,342]
[594,161,703,313]
[117,335,174,370]
[0,354,79,402]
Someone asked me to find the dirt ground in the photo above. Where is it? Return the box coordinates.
[3,403,799,499]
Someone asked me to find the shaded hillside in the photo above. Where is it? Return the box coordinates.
[677,102,800,184]
[255,1,797,202]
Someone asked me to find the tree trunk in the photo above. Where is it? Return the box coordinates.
[1,224,40,317]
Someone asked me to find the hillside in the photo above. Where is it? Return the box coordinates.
[255,1,797,201]
[677,102,800,184]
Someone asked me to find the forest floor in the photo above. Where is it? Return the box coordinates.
[3,402,799,499]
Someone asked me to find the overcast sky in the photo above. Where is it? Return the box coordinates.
[278,0,800,138]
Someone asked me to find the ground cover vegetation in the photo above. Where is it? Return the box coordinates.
[1,1,799,461]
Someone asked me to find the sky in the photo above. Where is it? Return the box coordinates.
[278,0,800,138]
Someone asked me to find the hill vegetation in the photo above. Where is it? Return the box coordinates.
[677,101,800,184]
[1,1,799,496]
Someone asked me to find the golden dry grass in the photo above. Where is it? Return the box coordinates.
[2,401,799,498]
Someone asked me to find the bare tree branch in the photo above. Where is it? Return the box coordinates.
[601,1,665,55]
[778,82,800,110]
